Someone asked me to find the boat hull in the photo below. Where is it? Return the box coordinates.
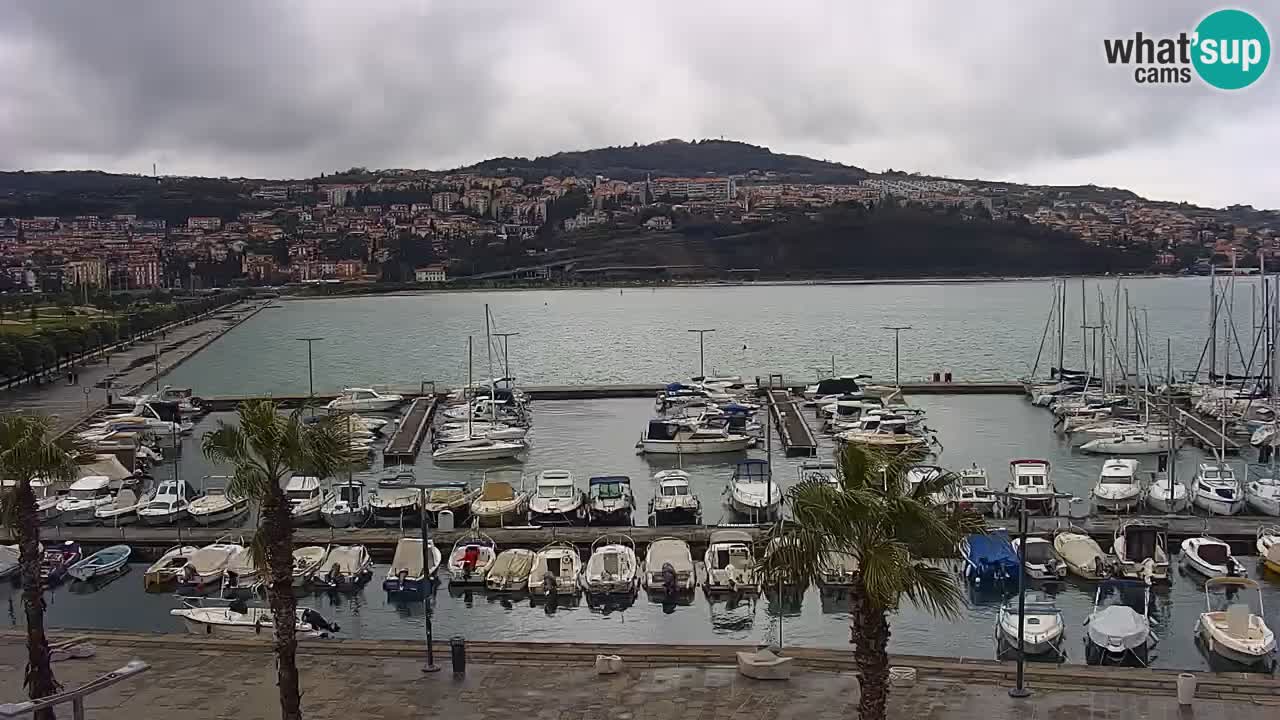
[1198,621,1276,667]
[728,495,780,520]
[1192,494,1244,516]
[323,507,369,528]
[68,558,128,582]
[1246,494,1280,517]
[190,504,249,527]
[640,438,751,454]
[291,507,323,526]
[433,446,524,461]
[96,511,139,526]
[1093,493,1142,513]
[653,506,701,526]
[137,510,186,526]
[1146,489,1189,514]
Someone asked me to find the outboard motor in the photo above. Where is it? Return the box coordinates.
[325,563,343,588]
[301,608,340,634]
[229,598,249,614]
[661,562,678,596]
[541,570,557,598]
[222,570,240,599]
[1045,557,1059,578]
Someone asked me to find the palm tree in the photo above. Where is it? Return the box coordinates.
[0,414,79,720]
[201,400,348,720]
[760,445,985,720]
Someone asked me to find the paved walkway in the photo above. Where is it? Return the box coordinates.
[0,639,1272,720]
[0,300,268,435]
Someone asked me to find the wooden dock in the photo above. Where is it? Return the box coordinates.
[1142,394,1240,453]
[766,389,818,456]
[381,396,437,462]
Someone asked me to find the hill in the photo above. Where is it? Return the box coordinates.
[458,139,868,182]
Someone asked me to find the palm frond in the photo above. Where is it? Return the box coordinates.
[899,561,968,620]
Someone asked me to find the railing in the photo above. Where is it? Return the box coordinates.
[0,660,149,720]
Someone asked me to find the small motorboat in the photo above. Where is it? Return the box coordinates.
[432,437,525,462]
[312,545,374,590]
[995,593,1065,657]
[486,548,536,592]
[1180,536,1246,578]
[170,599,340,638]
[528,470,587,526]
[325,387,404,413]
[726,459,781,521]
[1196,577,1277,668]
[1245,475,1280,517]
[1053,528,1111,580]
[580,535,640,596]
[137,480,200,526]
[1113,520,1169,584]
[188,485,250,526]
[529,542,582,598]
[1191,463,1244,516]
[39,541,83,585]
[56,476,116,525]
[1092,459,1142,513]
[1006,460,1056,516]
[368,481,420,527]
[642,537,696,594]
[95,488,146,526]
[649,470,702,525]
[220,547,263,598]
[836,417,930,451]
[447,530,497,586]
[1258,526,1280,574]
[68,544,132,582]
[959,530,1019,585]
[587,475,636,526]
[421,482,481,527]
[638,418,752,454]
[175,539,244,592]
[291,546,328,587]
[285,476,332,526]
[383,538,440,593]
[703,529,759,593]
[1084,580,1154,666]
[322,479,370,529]
[469,473,530,528]
[816,552,859,588]
[143,545,198,591]
[1146,471,1189,514]
[1011,537,1066,581]
[954,464,998,516]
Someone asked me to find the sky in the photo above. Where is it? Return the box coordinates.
[0,1,1275,209]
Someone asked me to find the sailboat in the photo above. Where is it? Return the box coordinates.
[433,335,525,462]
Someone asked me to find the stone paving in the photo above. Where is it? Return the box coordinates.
[0,640,1272,720]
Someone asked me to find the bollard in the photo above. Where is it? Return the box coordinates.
[931,371,941,382]
[450,636,466,676]
[944,371,952,383]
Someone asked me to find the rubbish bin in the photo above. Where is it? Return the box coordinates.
[1177,673,1196,705]
[437,509,455,532]
[450,636,466,675]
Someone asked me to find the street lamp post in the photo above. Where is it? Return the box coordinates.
[882,326,911,387]
[493,332,520,379]
[687,328,716,379]
[419,488,440,673]
[296,337,324,411]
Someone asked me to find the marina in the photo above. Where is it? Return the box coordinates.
[380,396,437,462]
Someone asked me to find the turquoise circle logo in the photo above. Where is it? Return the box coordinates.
[1192,9,1270,89]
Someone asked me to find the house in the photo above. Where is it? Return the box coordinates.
[415,265,447,283]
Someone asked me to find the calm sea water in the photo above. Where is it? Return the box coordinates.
[165,277,1265,396]
[8,397,1279,672]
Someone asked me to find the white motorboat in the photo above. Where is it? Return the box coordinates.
[291,545,328,587]
[322,479,370,528]
[587,475,636,526]
[954,464,998,516]
[96,488,146,526]
[436,422,528,443]
[174,539,244,592]
[817,552,859,588]
[311,545,374,590]
[447,530,497,586]
[55,476,115,525]
[187,482,250,526]
[803,374,869,401]
[67,544,131,582]
[1245,476,1280,516]
[100,401,194,435]
[0,545,20,580]
[469,473,530,528]
[326,387,404,413]
[486,548,536,592]
[906,464,954,508]
[1259,526,1280,574]
[1011,537,1066,580]
[137,480,200,526]
[27,479,63,524]
[995,593,1065,656]
[527,470,586,526]
[369,474,420,527]
[836,417,929,451]
[643,537,696,593]
[118,386,206,414]
[221,546,263,596]
[1092,459,1142,513]
[1112,521,1169,584]
[1079,432,1171,455]
[382,538,440,593]
[1191,463,1245,516]
[285,476,332,526]
[1180,536,1246,578]
[1053,527,1112,580]
[421,482,481,526]
[1084,580,1154,666]
[432,437,525,462]
[142,545,198,591]
[528,542,582,597]
[1006,459,1056,515]
[704,529,759,593]
[649,470,702,525]
[726,459,782,521]
[1146,471,1190,514]
[580,535,640,595]
[1196,578,1276,668]
[638,418,752,455]
[170,601,339,638]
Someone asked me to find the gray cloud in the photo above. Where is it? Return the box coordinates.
[0,0,1275,208]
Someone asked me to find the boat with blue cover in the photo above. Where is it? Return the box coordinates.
[959,529,1019,585]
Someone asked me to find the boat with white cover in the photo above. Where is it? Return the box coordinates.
[1053,527,1112,580]
[469,473,530,528]
[1180,536,1246,578]
[291,546,328,587]
[188,479,250,526]
[326,387,404,413]
[1006,459,1056,516]
[954,464,997,516]
[311,545,373,589]
[1245,476,1280,516]
[137,480,200,526]
[528,470,586,526]
[704,529,758,593]
[67,544,131,582]
[322,479,370,528]
[421,482,481,527]
[1191,463,1244,516]
[638,418,752,454]
[448,530,497,586]
[995,592,1065,656]
[1259,526,1280,574]
[486,548,535,592]
[580,535,640,595]
[220,546,263,597]
[143,545,198,591]
[369,473,420,527]
[175,538,244,592]
[96,488,146,526]
[1112,520,1169,584]
[285,476,331,526]
[1196,578,1276,668]
[528,542,582,597]
[642,537,696,593]
[1011,537,1066,580]
[1083,580,1154,666]
[382,538,440,593]
[726,459,781,521]
[1092,459,1142,513]
[649,470,702,525]
[170,599,339,638]
[56,476,115,525]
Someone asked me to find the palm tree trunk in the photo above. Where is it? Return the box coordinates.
[850,579,891,720]
[16,481,58,720]
[261,489,302,720]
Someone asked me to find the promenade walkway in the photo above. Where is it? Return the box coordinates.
[0,633,1273,720]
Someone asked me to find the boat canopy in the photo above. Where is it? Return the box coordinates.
[966,530,1019,575]
[68,475,111,492]
[733,459,772,481]
[647,420,679,441]
[709,529,753,545]
[1195,541,1230,565]
[1121,524,1163,560]
[285,476,321,493]
[76,455,133,482]
[814,377,863,396]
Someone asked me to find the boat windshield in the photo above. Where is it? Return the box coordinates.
[287,489,317,501]
[594,482,624,499]
[963,475,986,487]
[538,485,575,498]
[661,484,688,496]
[67,487,105,499]
[1017,474,1045,487]
[1202,467,1220,479]
[1023,542,1054,564]
[1103,472,1135,485]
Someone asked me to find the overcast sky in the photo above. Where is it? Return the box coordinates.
[0,1,1275,209]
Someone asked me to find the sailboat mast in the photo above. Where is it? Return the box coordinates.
[467,336,474,438]
[485,305,497,428]
[1166,337,1175,495]
[1058,279,1066,375]
[1080,277,1087,371]
[1209,265,1217,380]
